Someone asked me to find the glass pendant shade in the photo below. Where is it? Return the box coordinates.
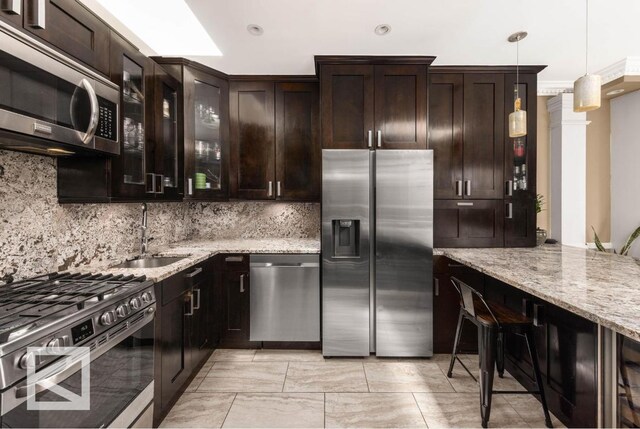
[509,98,527,138]
[573,73,601,112]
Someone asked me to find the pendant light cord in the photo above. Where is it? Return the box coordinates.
[585,0,589,74]
[516,38,520,100]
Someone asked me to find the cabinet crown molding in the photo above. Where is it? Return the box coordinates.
[314,55,436,75]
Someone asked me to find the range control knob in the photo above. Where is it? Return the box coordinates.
[100,311,115,326]
[47,337,65,352]
[116,304,131,318]
[129,297,142,310]
[141,292,153,304]
[18,351,36,370]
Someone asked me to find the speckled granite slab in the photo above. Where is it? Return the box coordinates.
[438,245,640,342]
[78,238,321,283]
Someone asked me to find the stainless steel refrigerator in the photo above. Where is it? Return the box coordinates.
[322,149,433,357]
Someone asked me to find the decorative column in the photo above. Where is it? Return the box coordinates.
[547,93,589,247]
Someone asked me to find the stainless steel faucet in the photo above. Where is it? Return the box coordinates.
[140,203,153,257]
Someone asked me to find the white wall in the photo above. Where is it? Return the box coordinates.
[610,91,640,258]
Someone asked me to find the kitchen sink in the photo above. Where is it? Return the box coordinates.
[112,256,187,269]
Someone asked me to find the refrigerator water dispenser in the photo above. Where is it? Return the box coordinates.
[332,219,360,257]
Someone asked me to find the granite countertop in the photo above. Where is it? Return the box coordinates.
[79,238,321,283]
[438,245,640,342]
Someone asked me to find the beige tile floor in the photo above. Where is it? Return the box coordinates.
[160,349,566,429]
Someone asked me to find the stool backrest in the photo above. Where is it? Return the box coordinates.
[450,276,501,328]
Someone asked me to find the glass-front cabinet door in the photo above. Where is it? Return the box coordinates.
[152,64,183,200]
[110,33,152,200]
[184,67,229,200]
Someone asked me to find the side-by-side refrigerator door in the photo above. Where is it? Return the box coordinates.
[322,150,371,356]
[376,150,434,357]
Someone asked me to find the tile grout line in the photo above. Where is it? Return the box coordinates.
[281,361,290,392]
[412,392,430,428]
[220,392,237,429]
[323,392,326,429]
[362,362,371,392]
[434,358,458,393]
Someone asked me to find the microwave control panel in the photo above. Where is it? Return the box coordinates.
[96,98,117,141]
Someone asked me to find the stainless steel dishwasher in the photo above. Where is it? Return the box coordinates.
[250,254,320,342]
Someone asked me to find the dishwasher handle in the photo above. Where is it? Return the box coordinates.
[250,262,320,268]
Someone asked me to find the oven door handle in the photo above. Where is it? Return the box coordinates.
[15,350,88,398]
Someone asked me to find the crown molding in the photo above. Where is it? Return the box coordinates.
[538,81,573,96]
[595,57,640,85]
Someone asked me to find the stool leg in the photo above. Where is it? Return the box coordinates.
[447,309,465,378]
[496,331,505,378]
[525,330,552,428]
[478,325,497,428]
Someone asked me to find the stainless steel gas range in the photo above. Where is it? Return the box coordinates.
[0,272,156,428]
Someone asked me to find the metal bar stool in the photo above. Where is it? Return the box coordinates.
[447,276,552,428]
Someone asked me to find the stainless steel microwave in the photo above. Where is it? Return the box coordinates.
[0,20,119,156]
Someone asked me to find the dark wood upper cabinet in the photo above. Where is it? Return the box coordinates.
[462,73,505,199]
[22,0,110,75]
[434,199,504,248]
[428,73,464,199]
[152,63,184,201]
[230,81,275,199]
[107,33,154,200]
[184,67,229,201]
[374,65,427,149]
[275,82,320,201]
[152,58,230,201]
[320,64,374,149]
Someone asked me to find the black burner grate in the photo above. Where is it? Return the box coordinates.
[0,272,148,336]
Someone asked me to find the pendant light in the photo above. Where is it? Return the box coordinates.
[508,31,527,138]
[573,0,601,112]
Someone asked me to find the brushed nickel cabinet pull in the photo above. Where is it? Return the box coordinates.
[367,130,373,148]
[506,202,513,219]
[277,181,282,197]
[240,274,246,293]
[377,130,382,148]
[455,180,463,197]
[268,181,273,197]
[1,0,21,15]
[187,178,193,196]
[506,180,514,197]
[464,180,471,196]
[27,0,46,29]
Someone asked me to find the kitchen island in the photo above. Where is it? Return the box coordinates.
[436,245,640,428]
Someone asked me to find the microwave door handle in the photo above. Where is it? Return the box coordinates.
[79,78,99,145]
[15,352,87,398]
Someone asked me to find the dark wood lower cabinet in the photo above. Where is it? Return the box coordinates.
[483,277,598,428]
[434,200,504,247]
[155,259,217,425]
[433,256,484,354]
[433,263,598,428]
[217,254,259,348]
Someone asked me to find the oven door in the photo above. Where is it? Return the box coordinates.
[1,307,155,428]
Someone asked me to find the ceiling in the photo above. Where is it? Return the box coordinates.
[87,0,640,85]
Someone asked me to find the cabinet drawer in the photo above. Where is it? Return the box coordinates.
[220,254,249,271]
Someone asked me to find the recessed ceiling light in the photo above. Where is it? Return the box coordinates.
[92,0,221,56]
[374,24,391,36]
[606,88,625,96]
[247,24,264,36]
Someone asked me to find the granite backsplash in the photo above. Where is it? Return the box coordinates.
[0,150,320,282]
